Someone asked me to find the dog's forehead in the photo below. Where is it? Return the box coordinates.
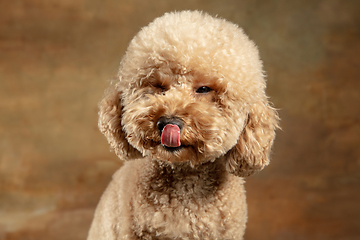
[138,64,222,87]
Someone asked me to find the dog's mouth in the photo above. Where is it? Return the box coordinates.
[157,117,183,148]
[160,124,186,152]
[154,116,194,154]
[162,145,185,152]
[161,124,181,148]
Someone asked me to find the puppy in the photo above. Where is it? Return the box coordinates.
[88,10,278,240]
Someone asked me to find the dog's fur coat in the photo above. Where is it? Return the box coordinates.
[88,11,278,240]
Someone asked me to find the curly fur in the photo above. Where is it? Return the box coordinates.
[89,11,279,240]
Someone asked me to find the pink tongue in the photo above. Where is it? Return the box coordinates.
[161,124,181,148]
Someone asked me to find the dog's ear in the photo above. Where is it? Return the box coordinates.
[225,99,279,177]
[98,84,142,160]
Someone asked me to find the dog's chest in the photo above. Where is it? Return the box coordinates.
[130,160,245,239]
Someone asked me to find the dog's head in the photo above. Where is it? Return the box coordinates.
[98,11,279,177]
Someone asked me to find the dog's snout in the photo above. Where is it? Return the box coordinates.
[157,116,183,133]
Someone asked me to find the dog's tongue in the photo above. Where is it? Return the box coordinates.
[161,124,181,148]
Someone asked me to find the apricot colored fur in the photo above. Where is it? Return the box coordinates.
[88,11,279,240]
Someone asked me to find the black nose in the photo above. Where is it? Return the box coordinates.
[157,116,184,133]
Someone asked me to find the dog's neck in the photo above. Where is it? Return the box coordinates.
[139,158,229,205]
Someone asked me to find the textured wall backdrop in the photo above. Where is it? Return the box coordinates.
[1,0,359,239]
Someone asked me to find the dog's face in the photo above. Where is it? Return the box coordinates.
[99,11,278,176]
[120,66,248,165]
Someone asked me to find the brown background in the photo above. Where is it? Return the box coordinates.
[1,0,359,239]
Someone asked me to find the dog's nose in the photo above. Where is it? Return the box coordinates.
[157,116,183,133]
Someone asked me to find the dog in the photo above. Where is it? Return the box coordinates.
[88,10,279,240]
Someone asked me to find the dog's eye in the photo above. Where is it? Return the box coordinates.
[196,86,213,94]
[152,83,168,91]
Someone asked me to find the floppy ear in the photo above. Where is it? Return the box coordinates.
[225,99,279,177]
[98,83,142,160]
